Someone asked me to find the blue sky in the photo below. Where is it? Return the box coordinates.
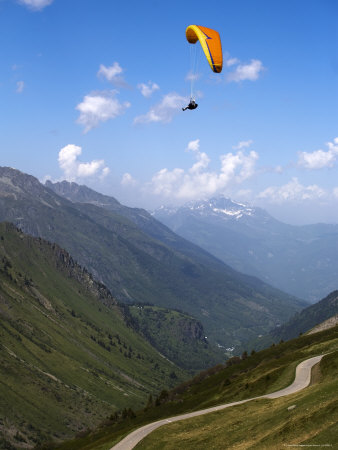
[1,0,337,224]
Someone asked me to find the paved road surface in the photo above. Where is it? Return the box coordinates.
[111,354,324,450]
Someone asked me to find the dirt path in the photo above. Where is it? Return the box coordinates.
[111,354,324,450]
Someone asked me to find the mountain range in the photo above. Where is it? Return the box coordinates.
[152,197,338,302]
[1,167,337,449]
[0,167,305,349]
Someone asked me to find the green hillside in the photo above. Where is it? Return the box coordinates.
[253,290,338,350]
[57,324,338,449]
[271,290,338,339]
[128,305,219,371]
[0,222,190,449]
[137,349,338,449]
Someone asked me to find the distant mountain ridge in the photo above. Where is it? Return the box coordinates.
[0,167,305,349]
[153,196,338,302]
[154,197,260,220]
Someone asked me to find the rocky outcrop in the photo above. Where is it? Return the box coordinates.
[179,317,204,341]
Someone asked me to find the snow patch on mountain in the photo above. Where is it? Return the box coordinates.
[153,196,257,221]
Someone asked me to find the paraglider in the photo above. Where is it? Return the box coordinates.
[186,25,223,74]
[183,25,222,111]
[182,99,198,111]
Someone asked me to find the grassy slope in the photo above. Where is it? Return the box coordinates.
[137,351,338,449]
[0,223,187,449]
[56,325,338,449]
[136,337,338,449]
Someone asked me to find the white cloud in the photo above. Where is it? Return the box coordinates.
[298,149,335,169]
[18,0,53,10]
[258,177,326,203]
[98,63,122,80]
[298,138,338,169]
[134,92,187,124]
[185,72,200,82]
[77,160,105,177]
[327,137,338,149]
[137,81,160,97]
[187,139,210,174]
[97,62,127,87]
[225,57,240,67]
[101,167,110,179]
[76,90,130,133]
[58,144,109,181]
[16,81,24,93]
[148,140,258,201]
[232,140,253,150]
[186,139,200,152]
[222,150,258,183]
[121,173,137,187]
[227,59,264,82]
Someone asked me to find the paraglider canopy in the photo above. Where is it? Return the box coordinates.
[186,25,223,74]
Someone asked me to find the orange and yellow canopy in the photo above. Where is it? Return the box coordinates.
[186,25,223,74]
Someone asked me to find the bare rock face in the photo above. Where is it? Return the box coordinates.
[0,167,68,237]
[180,318,204,340]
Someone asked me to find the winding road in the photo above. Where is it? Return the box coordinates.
[111,354,324,450]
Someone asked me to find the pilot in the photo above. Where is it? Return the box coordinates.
[182,99,198,111]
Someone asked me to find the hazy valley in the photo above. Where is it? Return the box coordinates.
[153,197,338,302]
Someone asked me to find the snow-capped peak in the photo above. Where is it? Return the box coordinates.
[153,196,257,221]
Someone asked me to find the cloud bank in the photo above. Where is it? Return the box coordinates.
[258,177,326,203]
[148,139,258,200]
[58,144,110,181]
